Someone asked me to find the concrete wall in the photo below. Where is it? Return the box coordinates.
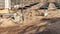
[0,0,20,9]
[5,0,11,9]
[0,0,5,9]
[0,0,11,9]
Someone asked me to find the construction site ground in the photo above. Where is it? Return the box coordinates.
[0,9,60,34]
[0,1,60,34]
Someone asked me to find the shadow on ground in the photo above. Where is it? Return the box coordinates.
[18,17,60,34]
[40,17,60,23]
[18,25,58,34]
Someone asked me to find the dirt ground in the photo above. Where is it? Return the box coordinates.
[0,1,60,34]
[0,10,60,34]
